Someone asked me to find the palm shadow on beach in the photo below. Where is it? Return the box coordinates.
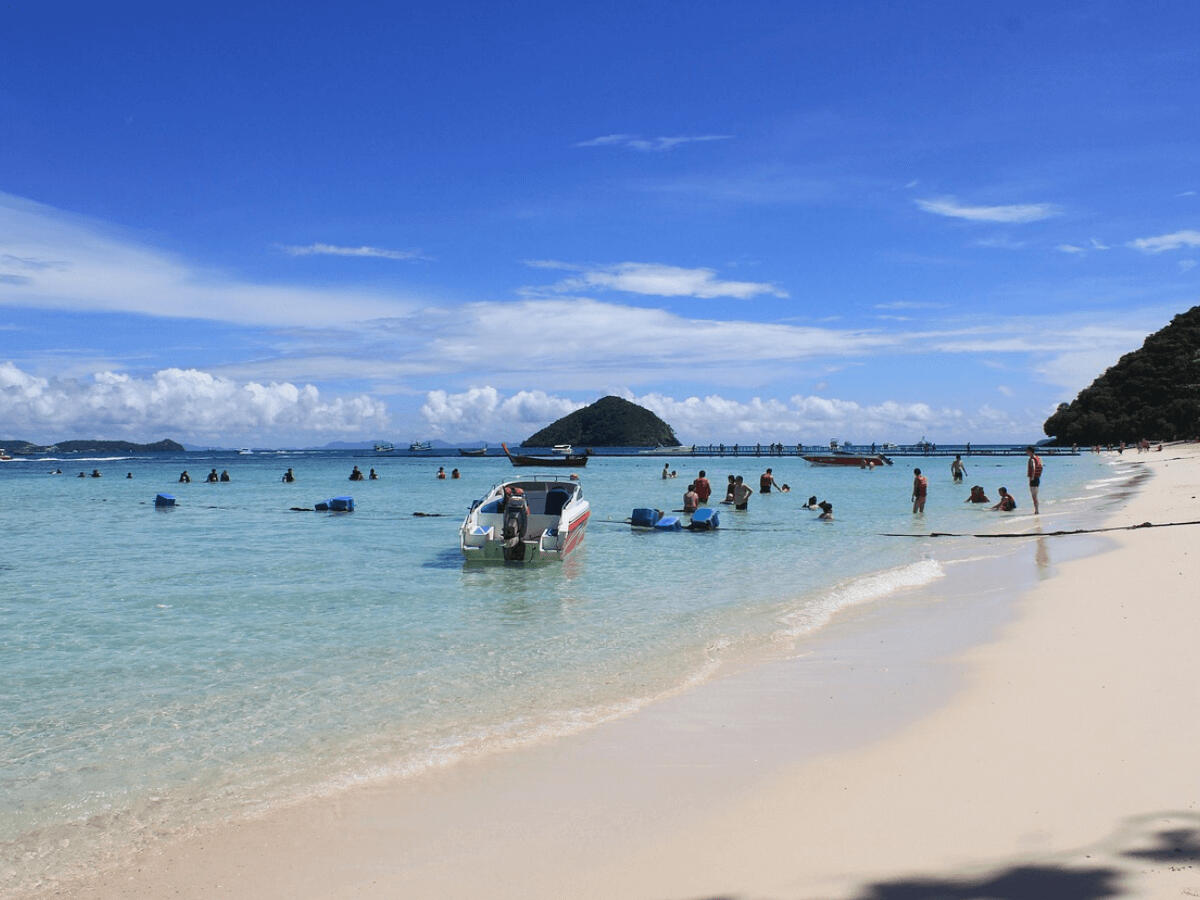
[679,813,1200,900]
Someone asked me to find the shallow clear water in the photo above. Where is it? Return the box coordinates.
[0,449,1127,890]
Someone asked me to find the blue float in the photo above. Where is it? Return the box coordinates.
[315,496,355,512]
[654,515,682,531]
[630,507,662,528]
[688,508,719,530]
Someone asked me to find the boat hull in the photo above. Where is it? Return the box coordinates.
[802,454,891,467]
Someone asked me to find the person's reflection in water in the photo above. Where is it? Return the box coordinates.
[1034,529,1051,578]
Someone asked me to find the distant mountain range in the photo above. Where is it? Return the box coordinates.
[1044,304,1200,443]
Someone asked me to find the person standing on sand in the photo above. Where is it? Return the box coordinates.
[694,470,712,503]
[950,455,966,483]
[1026,446,1042,514]
[912,468,928,514]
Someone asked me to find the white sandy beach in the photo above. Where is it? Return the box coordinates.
[39,446,1200,900]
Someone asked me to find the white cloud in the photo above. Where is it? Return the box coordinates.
[0,193,414,326]
[573,134,732,152]
[525,261,787,299]
[279,243,427,261]
[997,385,1014,397]
[1090,238,1109,250]
[420,387,583,436]
[873,300,946,310]
[0,362,387,443]
[915,196,1060,223]
[1127,229,1200,253]
[1057,244,1086,254]
[1180,259,1198,272]
[418,386,1028,443]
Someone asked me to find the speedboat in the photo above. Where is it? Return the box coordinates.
[552,444,573,455]
[460,477,590,563]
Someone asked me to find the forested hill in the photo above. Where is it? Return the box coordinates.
[524,396,680,447]
[1043,305,1200,443]
[0,439,185,454]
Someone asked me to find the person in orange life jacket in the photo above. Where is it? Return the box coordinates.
[992,486,1016,511]
[1026,446,1042,514]
[912,468,928,514]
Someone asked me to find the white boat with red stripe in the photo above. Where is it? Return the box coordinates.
[460,477,590,563]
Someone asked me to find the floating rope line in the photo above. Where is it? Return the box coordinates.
[880,519,1200,539]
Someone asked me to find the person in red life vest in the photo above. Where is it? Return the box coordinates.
[759,467,780,493]
[1026,446,1042,514]
[436,466,447,480]
[911,468,928,514]
[992,486,1017,511]
[694,470,712,504]
[964,485,990,504]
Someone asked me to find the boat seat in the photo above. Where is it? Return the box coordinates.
[543,489,571,516]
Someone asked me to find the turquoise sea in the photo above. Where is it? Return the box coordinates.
[0,448,1136,893]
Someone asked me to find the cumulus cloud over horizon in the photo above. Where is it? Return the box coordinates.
[0,362,388,443]
[419,385,1026,443]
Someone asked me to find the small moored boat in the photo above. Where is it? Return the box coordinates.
[802,453,892,467]
[374,442,395,453]
[459,443,488,457]
[501,443,589,467]
[460,477,590,563]
[409,441,433,452]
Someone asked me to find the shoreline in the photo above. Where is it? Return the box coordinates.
[26,447,1200,898]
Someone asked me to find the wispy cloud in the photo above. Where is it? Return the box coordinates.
[574,133,732,152]
[523,260,787,300]
[279,242,427,261]
[0,193,415,326]
[1180,259,1197,272]
[916,196,1060,224]
[873,300,947,310]
[1057,244,1086,254]
[1127,229,1200,253]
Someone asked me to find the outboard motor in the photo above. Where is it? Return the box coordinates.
[502,494,529,561]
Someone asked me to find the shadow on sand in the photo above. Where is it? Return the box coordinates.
[680,812,1200,900]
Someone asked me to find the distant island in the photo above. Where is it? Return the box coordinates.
[1044,304,1200,444]
[524,396,680,447]
[0,438,185,455]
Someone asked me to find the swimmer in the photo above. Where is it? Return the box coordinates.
[90,469,102,478]
[126,472,133,479]
[965,485,990,504]
[451,468,460,479]
[436,466,446,480]
[950,454,966,483]
[683,482,699,514]
[817,501,833,520]
[349,465,364,481]
[805,495,819,509]
[206,468,219,483]
[282,467,295,483]
[179,470,192,483]
[369,468,379,480]
[219,470,230,482]
[991,486,1016,511]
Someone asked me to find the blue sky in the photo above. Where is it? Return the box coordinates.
[2,1,1198,445]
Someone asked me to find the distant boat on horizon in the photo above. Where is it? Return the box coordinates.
[374,441,395,453]
[409,440,433,452]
